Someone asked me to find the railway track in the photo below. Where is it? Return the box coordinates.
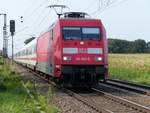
[29,69,150,113]
[26,69,113,113]
[105,79,150,96]
[92,88,150,113]
[16,63,150,113]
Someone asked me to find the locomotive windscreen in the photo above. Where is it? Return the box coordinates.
[63,27,100,40]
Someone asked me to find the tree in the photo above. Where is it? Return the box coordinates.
[108,38,131,53]
[108,38,148,53]
[132,39,146,53]
[146,41,150,53]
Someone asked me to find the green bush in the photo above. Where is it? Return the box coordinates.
[0,62,58,113]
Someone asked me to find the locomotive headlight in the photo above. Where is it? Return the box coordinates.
[98,57,102,61]
[56,65,60,68]
[63,56,67,61]
[63,56,72,61]
[95,57,102,61]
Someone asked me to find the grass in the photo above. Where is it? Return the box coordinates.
[109,54,150,85]
[0,57,58,113]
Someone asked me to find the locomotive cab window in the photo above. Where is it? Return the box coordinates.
[63,27,100,40]
[82,28,100,40]
[63,27,81,40]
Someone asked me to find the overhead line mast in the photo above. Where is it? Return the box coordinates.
[0,13,7,57]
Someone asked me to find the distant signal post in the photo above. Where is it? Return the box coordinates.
[10,20,15,62]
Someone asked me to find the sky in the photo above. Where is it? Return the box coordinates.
[0,0,150,55]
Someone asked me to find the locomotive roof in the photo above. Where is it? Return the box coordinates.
[62,12,90,19]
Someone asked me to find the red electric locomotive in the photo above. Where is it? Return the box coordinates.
[15,12,108,87]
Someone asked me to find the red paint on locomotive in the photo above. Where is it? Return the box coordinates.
[15,12,108,87]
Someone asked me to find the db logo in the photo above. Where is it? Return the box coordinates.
[78,48,87,53]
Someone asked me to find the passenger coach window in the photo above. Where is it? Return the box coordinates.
[82,28,100,40]
[63,27,81,40]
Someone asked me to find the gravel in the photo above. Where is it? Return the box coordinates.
[97,83,150,108]
[14,64,98,113]
[13,63,150,113]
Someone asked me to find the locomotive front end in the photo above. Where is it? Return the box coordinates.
[58,13,108,87]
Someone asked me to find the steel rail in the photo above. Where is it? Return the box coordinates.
[26,69,114,113]
[92,88,150,113]
[108,79,150,89]
[16,63,150,113]
[105,79,150,96]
